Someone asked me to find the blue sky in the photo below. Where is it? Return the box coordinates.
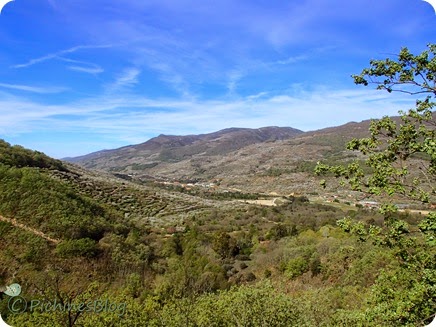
[0,0,435,158]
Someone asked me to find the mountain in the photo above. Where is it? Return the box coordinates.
[65,121,375,194]
[65,114,435,197]
[65,126,303,170]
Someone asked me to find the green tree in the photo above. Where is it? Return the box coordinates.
[55,238,99,258]
[316,44,435,211]
[212,231,239,259]
[316,44,436,326]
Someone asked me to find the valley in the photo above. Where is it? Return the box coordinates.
[1,1,435,324]
[0,109,434,326]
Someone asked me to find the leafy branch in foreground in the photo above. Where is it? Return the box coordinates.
[315,44,436,326]
[353,44,436,95]
[316,44,435,204]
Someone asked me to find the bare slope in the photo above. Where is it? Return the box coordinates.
[65,126,303,170]
[68,112,436,196]
[65,121,373,194]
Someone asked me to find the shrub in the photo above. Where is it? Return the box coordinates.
[55,238,99,258]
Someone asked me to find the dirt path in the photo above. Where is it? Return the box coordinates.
[236,198,280,206]
[0,215,60,244]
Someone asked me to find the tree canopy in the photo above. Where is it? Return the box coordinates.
[0,139,67,171]
[316,44,436,325]
[316,44,435,206]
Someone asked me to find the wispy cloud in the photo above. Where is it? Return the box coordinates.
[0,85,415,142]
[274,55,308,65]
[227,70,244,94]
[146,60,191,97]
[246,92,269,100]
[0,83,68,94]
[2,0,433,158]
[12,44,113,69]
[67,66,104,74]
[110,68,141,90]
[59,57,104,75]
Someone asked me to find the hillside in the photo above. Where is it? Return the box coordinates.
[66,126,303,170]
[65,120,374,195]
[1,131,435,326]
[67,115,436,201]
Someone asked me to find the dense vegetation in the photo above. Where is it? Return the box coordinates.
[1,45,435,326]
[316,43,436,325]
[0,140,66,171]
[0,140,398,326]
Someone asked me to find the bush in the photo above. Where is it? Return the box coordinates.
[285,257,309,279]
[55,238,99,258]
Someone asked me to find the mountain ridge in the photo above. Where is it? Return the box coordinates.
[64,126,304,166]
[63,113,435,195]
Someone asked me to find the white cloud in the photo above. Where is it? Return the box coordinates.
[59,57,104,74]
[227,70,244,94]
[109,68,141,90]
[0,83,68,94]
[68,66,104,74]
[12,44,114,69]
[246,92,269,100]
[0,85,416,141]
[274,55,308,65]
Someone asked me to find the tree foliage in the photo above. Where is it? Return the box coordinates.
[0,139,67,171]
[316,44,436,325]
[0,165,114,240]
[316,44,435,204]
